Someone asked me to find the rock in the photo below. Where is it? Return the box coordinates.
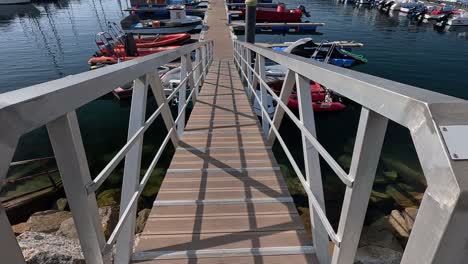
[100,206,119,238]
[57,218,78,240]
[381,158,426,188]
[385,185,416,208]
[25,210,72,233]
[297,207,312,240]
[403,207,418,232]
[56,206,119,240]
[369,191,393,208]
[12,222,28,236]
[359,217,403,252]
[18,232,85,264]
[389,210,410,239]
[52,198,68,211]
[135,209,151,234]
[355,246,402,264]
[97,189,121,207]
[383,171,398,181]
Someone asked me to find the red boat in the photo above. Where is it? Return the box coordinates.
[115,33,191,48]
[267,80,345,112]
[269,80,329,102]
[240,4,309,23]
[287,94,346,112]
[109,46,180,56]
[89,46,179,65]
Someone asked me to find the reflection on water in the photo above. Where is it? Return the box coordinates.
[0,0,125,92]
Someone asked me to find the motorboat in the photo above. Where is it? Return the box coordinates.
[272,38,367,68]
[121,6,202,34]
[424,6,459,20]
[0,0,30,4]
[113,66,172,99]
[239,4,310,23]
[437,12,468,27]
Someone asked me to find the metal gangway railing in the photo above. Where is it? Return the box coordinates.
[233,40,468,264]
[0,40,213,264]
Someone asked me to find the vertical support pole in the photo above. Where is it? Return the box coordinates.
[258,55,269,135]
[115,75,148,264]
[245,0,257,44]
[178,55,188,137]
[267,69,295,145]
[47,112,105,264]
[241,47,247,83]
[296,73,330,264]
[201,46,207,83]
[194,48,200,95]
[148,72,179,147]
[332,108,388,264]
[250,53,259,101]
[246,50,252,87]
[0,135,26,264]
[185,52,195,102]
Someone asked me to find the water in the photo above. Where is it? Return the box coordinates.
[0,0,467,223]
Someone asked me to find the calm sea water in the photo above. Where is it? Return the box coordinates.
[1,0,467,220]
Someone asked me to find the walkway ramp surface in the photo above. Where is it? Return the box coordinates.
[132,0,318,263]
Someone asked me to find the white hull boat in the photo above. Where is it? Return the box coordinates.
[0,0,30,4]
[121,7,203,34]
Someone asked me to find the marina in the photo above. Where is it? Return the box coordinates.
[1,0,468,263]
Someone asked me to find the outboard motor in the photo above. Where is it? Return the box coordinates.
[297,5,311,17]
[124,33,139,57]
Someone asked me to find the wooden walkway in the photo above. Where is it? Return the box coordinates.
[132,0,317,263]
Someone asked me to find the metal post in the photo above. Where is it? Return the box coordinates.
[245,0,257,44]
[332,108,388,264]
[296,73,331,264]
[178,55,188,137]
[257,55,269,135]
[115,75,148,264]
[267,70,295,145]
[194,48,200,93]
[47,112,105,264]
[0,134,25,264]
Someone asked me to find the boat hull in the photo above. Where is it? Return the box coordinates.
[0,0,30,4]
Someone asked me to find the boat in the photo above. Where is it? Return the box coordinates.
[272,38,367,68]
[440,12,468,26]
[424,6,459,20]
[108,22,192,48]
[88,46,179,66]
[121,6,202,34]
[239,4,310,23]
[113,66,171,99]
[130,0,209,9]
[0,0,30,4]
[399,1,425,13]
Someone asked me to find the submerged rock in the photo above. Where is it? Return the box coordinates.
[52,198,68,211]
[355,245,402,264]
[97,189,121,207]
[25,210,72,233]
[18,232,85,264]
[360,217,403,252]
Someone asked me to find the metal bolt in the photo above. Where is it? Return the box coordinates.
[453,153,459,159]
[442,127,448,132]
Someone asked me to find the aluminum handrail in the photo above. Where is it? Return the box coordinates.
[0,40,214,264]
[233,40,468,264]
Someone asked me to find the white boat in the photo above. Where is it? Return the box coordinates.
[121,6,203,34]
[0,0,30,4]
[397,1,424,12]
[446,12,468,26]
